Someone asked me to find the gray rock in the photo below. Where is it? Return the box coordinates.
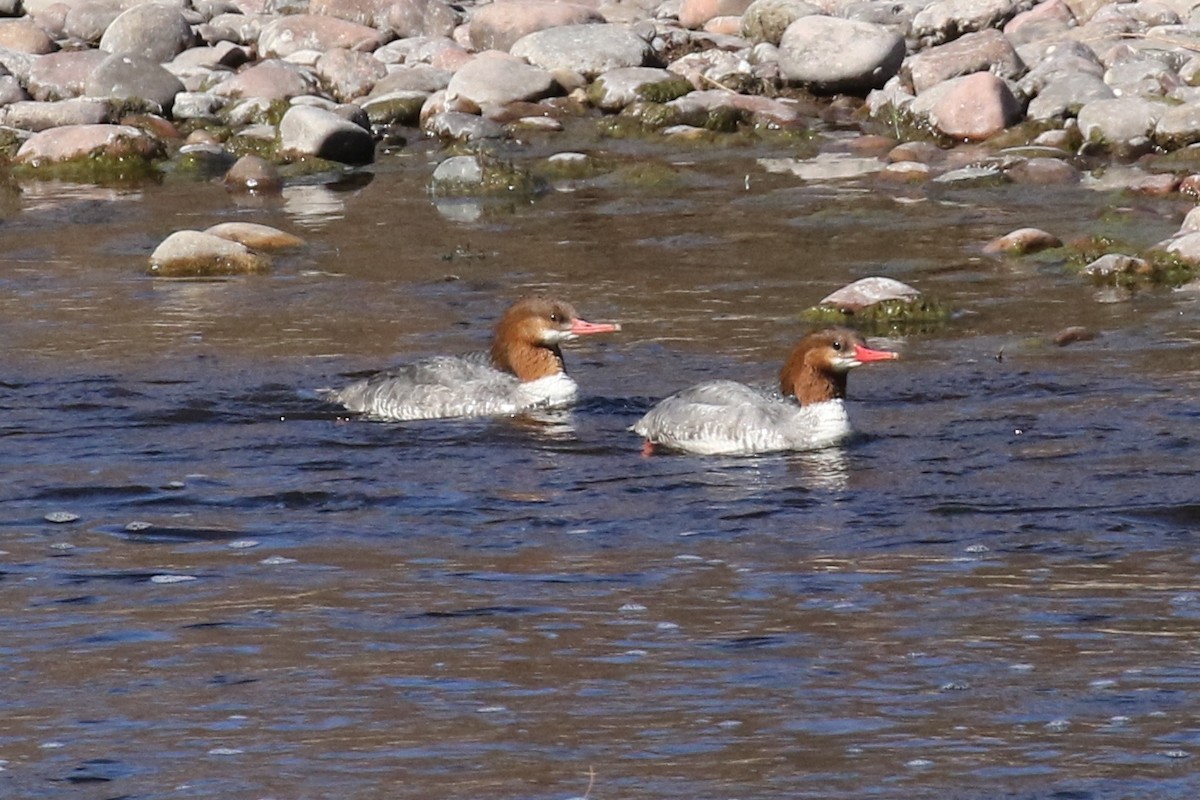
[1081,252,1149,276]
[360,90,428,125]
[148,230,271,277]
[840,0,923,33]
[85,53,186,114]
[1165,233,1200,265]
[370,64,452,95]
[445,53,557,110]
[1076,96,1166,148]
[173,91,225,120]
[1004,0,1075,46]
[1155,102,1200,148]
[588,66,691,111]
[279,104,375,164]
[100,3,194,62]
[0,98,111,131]
[431,154,483,190]
[739,0,819,45]
[204,12,271,45]
[819,277,921,311]
[912,0,1023,45]
[423,110,505,141]
[510,23,652,79]
[0,47,36,84]
[64,2,123,45]
[778,16,905,94]
[668,49,751,91]
[388,0,460,39]
[1027,72,1113,119]
[0,73,26,105]
[1104,56,1175,98]
[904,29,1024,93]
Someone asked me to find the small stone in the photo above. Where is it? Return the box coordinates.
[679,0,754,30]
[1077,96,1166,150]
[912,0,1022,46]
[1053,326,1097,346]
[1081,252,1149,276]
[0,98,111,131]
[1126,173,1181,197]
[1004,157,1080,185]
[205,222,304,250]
[223,154,283,193]
[151,574,198,584]
[983,227,1062,255]
[887,141,942,164]
[431,154,483,190]
[0,17,55,54]
[423,110,505,141]
[388,0,460,39]
[44,511,80,523]
[819,276,921,311]
[258,15,385,60]
[211,59,318,101]
[904,29,1024,94]
[588,67,691,111]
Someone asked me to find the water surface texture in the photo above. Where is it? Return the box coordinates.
[2,141,1199,799]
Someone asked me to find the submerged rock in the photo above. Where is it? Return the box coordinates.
[149,230,272,277]
[983,227,1062,255]
[205,222,304,250]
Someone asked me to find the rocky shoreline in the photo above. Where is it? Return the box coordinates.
[5,0,1200,276]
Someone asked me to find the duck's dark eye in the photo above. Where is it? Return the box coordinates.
[831,340,843,351]
[549,312,562,323]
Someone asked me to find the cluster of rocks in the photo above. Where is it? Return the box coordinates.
[7,0,1200,271]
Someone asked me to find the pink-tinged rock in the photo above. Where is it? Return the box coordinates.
[16,123,163,164]
[820,277,921,311]
[212,60,318,100]
[887,140,942,164]
[982,227,1062,255]
[1004,157,1080,185]
[309,0,390,27]
[445,51,557,111]
[679,0,752,30]
[1004,0,1074,45]
[879,161,931,181]
[205,222,304,250]
[317,48,387,103]
[0,18,55,54]
[370,63,452,94]
[1125,173,1180,197]
[668,89,805,128]
[904,29,1023,94]
[222,154,283,193]
[204,12,272,45]
[927,72,1021,141]
[389,0,460,38]
[148,230,271,278]
[259,14,385,59]
[468,1,603,52]
[27,49,109,101]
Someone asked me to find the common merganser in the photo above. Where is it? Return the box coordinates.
[327,297,620,421]
[633,327,898,455]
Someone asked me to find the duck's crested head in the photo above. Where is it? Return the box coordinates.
[491,296,620,381]
[780,327,898,404]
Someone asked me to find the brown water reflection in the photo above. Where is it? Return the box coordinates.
[1,137,1199,799]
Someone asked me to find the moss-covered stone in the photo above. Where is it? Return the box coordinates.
[11,154,162,185]
[634,76,694,104]
[801,296,952,333]
[1064,235,1198,287]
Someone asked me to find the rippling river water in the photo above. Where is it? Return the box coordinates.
[2,135,1199,799]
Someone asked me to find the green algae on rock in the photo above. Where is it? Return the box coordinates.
[802,276,950,332]
[1065,236,1198,288]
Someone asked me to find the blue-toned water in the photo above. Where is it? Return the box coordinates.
[2,141,1199,799]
